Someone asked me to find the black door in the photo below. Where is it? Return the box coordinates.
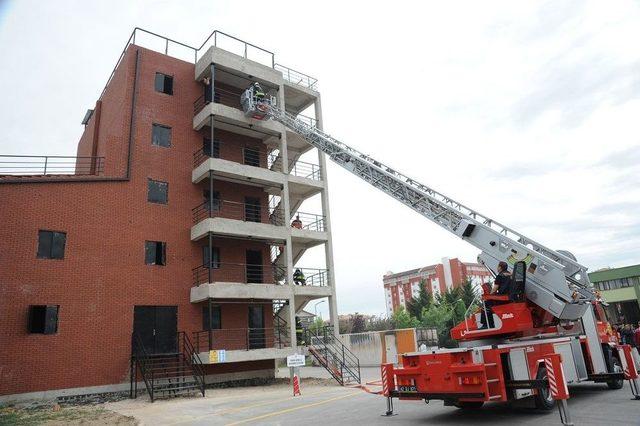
[246,250,263,283]
[248,305,265,349]
[133,306,178,355]
[244,197,261,222]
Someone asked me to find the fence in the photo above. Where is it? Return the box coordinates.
[193,326,290,352]
[0,155,104,176]
[192,262,286,286]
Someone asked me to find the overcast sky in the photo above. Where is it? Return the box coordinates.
[1,1,639,318]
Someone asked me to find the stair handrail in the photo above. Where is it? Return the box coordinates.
[178,332,206,397]
[130,332,155,402]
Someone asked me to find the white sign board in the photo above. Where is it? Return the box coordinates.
[287,354,305,368]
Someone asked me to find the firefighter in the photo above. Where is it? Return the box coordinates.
[296,318,305,345]
[293,268,306,286]
[479,261,511,329]
[291,215,303,229]
[253,82,265,102]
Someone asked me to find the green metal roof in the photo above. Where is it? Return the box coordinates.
[588,264,640,282]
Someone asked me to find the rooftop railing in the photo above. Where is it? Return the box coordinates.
[274,64,319,90]
[0,155,104,176]
[99,28,318,102]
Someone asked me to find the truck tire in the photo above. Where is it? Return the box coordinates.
[534,366,556,410]
[607,356,624,390]
[455,401,484,409]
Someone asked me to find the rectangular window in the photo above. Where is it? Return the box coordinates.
[145,241,166,266]
[203,138,220,158]
[28,305,59,334]
[243,147,260,167]
[203,246,220,268]
[154,72,173,95]
[152,123,172,148]
[202,305,221,330]
[37,230,66,259]
[148,179,168,204]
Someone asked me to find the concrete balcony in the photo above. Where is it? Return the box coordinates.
[196,46,283,88]
[193,156,285,189]
[193,327,292,364]
[193,101,283,135]
[190,262,289,303]
[274,65,319,115]
[191,200,286,242]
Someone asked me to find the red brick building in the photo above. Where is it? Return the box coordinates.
[0,29,338,400]
[383,257,493,315]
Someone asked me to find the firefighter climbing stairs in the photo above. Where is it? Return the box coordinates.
[304,328,361,386]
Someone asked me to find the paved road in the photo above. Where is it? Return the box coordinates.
[108,378,640,425]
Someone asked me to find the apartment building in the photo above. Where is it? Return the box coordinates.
[383,257,493,315]
[0,28,338,400]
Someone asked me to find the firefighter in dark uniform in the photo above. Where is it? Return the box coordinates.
[253,82,265,101]
[293,268,306,286]
[480,261,511,329]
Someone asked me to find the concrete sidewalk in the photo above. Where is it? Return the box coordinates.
[275,366,382,384]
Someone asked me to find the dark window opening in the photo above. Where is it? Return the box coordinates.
[203,138,220,158]
[37,230,66,259]
[246,249,263,283]
[203,190,220,211]
[202,305,222,330]
[203,246,220,269]
[28,305,59,334]
[243,147,260,167]
[145,241,167,266]
[152,123,172,147]
[155,73,173,95]
[245,197,261,222]
[148,179,168,204]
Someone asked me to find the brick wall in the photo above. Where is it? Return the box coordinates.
[0,45,279,396]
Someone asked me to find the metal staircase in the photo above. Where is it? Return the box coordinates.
[130,332,206,402]
[304,327,361,386]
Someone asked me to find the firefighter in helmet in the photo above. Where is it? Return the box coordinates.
[253,82,265,102]
[293,268,306,286]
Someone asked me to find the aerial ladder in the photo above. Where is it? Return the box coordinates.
[241,86,640,416]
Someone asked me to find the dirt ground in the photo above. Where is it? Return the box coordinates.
[0,403,136,425]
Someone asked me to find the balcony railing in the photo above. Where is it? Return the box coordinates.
[295,114,318,128]
[0,155,105,176]
[290,212,326,232]
[289,159,321,180]
[193,325,290,353]
[274,64,318,90]
[293,268,329,287]
[192,262,286,286]
[192,199,285,226]
[193,85,244,116]
[192,142,281,171]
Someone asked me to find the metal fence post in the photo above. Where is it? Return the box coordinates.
[43,157,48,175]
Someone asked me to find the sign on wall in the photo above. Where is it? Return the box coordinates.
[209,349,226,363]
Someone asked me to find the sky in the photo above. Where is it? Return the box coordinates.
[1,1,639,318]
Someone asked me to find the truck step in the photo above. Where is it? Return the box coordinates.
[489,395,502,400]
[484,363,497,367]
[487,379,500,383]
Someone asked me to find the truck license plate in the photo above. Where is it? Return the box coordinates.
[399,385,417,392]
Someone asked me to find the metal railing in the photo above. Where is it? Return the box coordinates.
[177,332,206,397]
[274,64,319,90]
[293,268,329,287]
[290,159,322,180]
[192,143,281,170]
[192,199,284,225]
[290,211,326,232]
[193,326,290,353]
[192,262,286,286]
[196,30,275,67]
[0,155,105,176]
[304,326,360,385]
[295,114,318,128]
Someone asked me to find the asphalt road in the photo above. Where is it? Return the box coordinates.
[108,378,640,425]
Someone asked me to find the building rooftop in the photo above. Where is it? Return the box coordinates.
[588,264,640,282]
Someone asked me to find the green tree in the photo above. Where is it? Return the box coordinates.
[460,278,478,309]
[406,280,432,321]
[351,313,366,333]
[391,307,421,329]
[309,317,325,336]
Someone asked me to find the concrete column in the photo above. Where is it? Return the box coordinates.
[314,95,339,335]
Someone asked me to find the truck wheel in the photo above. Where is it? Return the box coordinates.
[534,366,556,410]
[607,357,624,390]
[455,401,484,409]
